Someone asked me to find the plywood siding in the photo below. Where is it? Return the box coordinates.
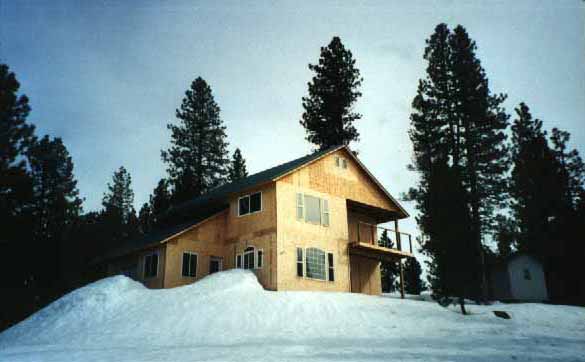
[278,149,396,212]
[275,149,393,294]
[350,254,382,295]
[162,183,278,290]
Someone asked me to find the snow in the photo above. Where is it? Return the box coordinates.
[1,270,584,362]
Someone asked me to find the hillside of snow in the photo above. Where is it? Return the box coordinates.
[1,270,584,362]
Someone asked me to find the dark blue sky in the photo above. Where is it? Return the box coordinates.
[2,1,584,242]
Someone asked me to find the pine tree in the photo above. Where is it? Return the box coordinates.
[101,166,136,248]
[138,202,151,234]
[493,215,516,259]
[27,136,83,288]
[149,178,172,227]
[162,77,229,204]
[300,36,363,150]
[0,63,35,286]
[509,103,558,258]
[228,148,248,182]
[379,230,399,292]
[403,257,425,295]
[448,25,510,300]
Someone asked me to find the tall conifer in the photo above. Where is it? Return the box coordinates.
[162,77,229,204]
[300,37,363,150]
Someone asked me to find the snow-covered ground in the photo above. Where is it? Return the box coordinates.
[1,270,584,362]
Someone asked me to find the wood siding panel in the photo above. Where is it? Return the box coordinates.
[279,149,396,212]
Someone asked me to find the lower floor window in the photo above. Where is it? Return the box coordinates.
[243,246,255,269]
[305,248,326,280]
[236,246,263,270]
[144,253,158,278]
[296,247,334,282]
[209,257,222,274]
[182,252,197,277]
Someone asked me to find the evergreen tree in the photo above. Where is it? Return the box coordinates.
[449,25,510,300]
[162,77,229,204]
[149,178,172,226]
[0,63,35,285]
[138,202,151,234]
[300,36,363,150]
[493,215,516,259]
[27,136,83,289]
[228,148,248,182]
[509,103,558,258]
[407,24,509,304]
[403,257,425,295]
[379,230,399,292]
[101,166,136,248]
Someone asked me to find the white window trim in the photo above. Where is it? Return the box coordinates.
[237,191,263,217]
[143,251,159,279]
[296,246,334,282]
[181,251,198,278]
[296,192,329,227]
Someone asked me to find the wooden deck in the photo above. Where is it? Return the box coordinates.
[349,241,413,261]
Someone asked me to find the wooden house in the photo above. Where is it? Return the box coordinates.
[101,145,413,295]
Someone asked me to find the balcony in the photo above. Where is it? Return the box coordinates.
[349,221,414,261]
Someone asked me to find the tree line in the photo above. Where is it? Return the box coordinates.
[407,23,585,312]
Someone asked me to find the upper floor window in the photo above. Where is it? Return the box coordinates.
[335,156,348,169]
[144,252,158,278]
[238,192,262,216]
[182,252,197,277]
[296,193,329,226]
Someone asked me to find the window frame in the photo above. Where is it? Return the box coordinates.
[296,193,329,227]
[295,246,334,282]
[143,251,159,279]
[238,191,263,217]
[181,251,198,278]
[327,252,335,282]
[243,246,256,270]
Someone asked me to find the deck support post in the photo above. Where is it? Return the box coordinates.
[394,219,405,299]
[399,260,405,299]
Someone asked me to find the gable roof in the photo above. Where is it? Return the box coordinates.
[99,145,408,262]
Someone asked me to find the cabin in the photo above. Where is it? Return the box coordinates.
[490,253,549,302]
[100,145,413,296]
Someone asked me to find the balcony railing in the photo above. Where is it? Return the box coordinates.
[355,221,413,255]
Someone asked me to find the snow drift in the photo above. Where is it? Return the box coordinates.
[1,270,584,362]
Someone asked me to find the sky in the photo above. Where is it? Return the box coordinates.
[1,0,584,252]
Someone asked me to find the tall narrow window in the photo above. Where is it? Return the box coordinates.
[243,246,255,269]
[296,193,304,220]
[236,254,242,269]
[321,199,330,227]
[305,195,321,224]
[257,249,263,269]
[305,248,326,280]
[182,252,197,277]
[327,252,335,282]
[296,248,304,277]
[144,253,158,278]
[341,159,348,169]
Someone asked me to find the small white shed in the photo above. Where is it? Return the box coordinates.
[490,253,548,302]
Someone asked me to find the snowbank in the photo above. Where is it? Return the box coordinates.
[1,270,584,362]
